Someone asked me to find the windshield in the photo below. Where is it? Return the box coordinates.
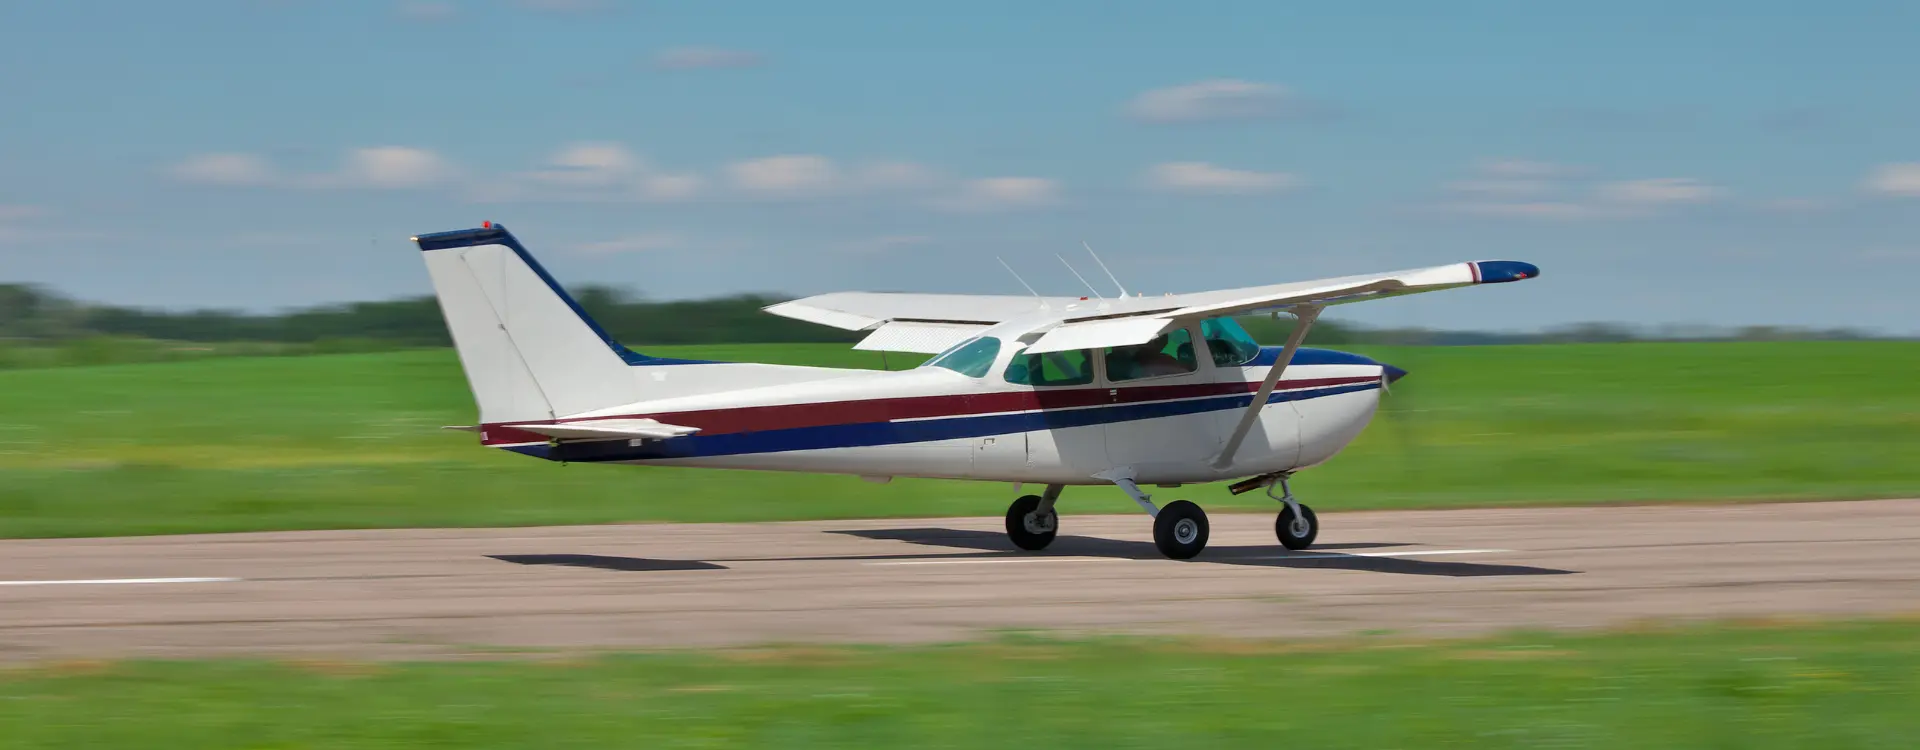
[925,336,1002,378]
[1201,317,1261,366]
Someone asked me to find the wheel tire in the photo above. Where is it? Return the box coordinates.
[1152,500,1210,560]
[1005,495,1058,551]
[1276,503,1318,550]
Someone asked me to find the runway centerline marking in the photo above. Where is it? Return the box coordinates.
[864,549,1508,566]
[0,577,242,587]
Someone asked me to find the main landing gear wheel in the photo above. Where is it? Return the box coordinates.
[1005,494,1058,551]
[1276,503,1318,550]
[1152,500,1210,560]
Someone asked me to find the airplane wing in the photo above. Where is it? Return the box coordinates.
[766,260,1538,355]
[763,292,1079,330]
[764,292,1084,353]
[1024,260,1538,354]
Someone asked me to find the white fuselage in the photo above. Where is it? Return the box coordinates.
[484,347,1389,486]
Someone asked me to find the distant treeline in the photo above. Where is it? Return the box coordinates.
[0,282,1898,352]
[0,283,854,348]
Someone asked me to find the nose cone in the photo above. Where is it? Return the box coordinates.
[1383,363,1409,384]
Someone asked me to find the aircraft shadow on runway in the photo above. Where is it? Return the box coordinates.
[825,528,1578,577]
[487,554,729,572]
[483,529,1577,578]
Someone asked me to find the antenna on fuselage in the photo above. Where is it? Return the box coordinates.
[1056,254,1104,299]
[1082,241,1129,297]
[995,256,1044,301]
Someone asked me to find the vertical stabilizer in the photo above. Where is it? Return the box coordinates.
[413,224,642,423]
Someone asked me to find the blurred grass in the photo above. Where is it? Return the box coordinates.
[1,342,1917,538]
[3,620,1919,748]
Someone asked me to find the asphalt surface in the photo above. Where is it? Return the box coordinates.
[3,499,1917,661]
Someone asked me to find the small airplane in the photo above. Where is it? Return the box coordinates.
[415,223,1538,559]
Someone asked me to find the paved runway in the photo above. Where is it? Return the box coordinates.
[2,499,1918,661]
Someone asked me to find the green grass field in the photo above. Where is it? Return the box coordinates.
[4,620,1918,749]
[1,342,1916,538]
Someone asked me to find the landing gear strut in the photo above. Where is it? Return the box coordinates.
[1103,473,1210,560]
[1268,475,1318,550]
[1004,484,1062,551]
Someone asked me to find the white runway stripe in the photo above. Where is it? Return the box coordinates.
[0,577,241,587]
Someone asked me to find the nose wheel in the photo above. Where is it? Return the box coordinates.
[1276,503,1318,550]
[1267,475,1318,550]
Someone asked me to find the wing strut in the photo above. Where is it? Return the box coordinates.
[1212,305,1323,469]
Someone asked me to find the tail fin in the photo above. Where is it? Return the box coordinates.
[413,224,665,423]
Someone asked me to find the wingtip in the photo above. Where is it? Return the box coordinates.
[1473,260,1540,283]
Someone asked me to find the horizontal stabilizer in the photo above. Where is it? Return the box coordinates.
[514,418,701,442]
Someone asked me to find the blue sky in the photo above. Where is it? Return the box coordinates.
[2,0,1917,332]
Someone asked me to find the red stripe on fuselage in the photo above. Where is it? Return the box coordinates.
[479,375,1380,445]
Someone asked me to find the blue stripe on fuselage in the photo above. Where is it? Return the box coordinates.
[508,380,1381,463]
[1247,346,1382,368]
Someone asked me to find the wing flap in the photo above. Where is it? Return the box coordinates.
[515,418,700,442]
[1024,317,1175,354]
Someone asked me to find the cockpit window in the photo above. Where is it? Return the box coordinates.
[1201,317,1261,367]
[1005,347,1095,387]
[1104,328,1198,382]
[926,336,1002,378]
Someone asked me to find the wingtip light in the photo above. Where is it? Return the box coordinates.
[482,220,492,229]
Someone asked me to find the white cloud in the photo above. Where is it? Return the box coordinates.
[326,146,453,189]
[939,177,1061,211]
[1434,161,1722,219]
[654,47,764,70]
[1866,162,1920,197]
[1146,161,1299,194]
[529,142,639,187]
[1126,79,1294,123]
[1596,177,1722,204]
[170,152,277,186]
[727,155,840,195]
[493,142,703,202]
[574,232,681,256]
[396,1,456,21]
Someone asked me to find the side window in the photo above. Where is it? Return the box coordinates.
[1200,317,1261,367]
[926,337,1002,378]
[1005,348,1095,387]
[1104,328,1198,382]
